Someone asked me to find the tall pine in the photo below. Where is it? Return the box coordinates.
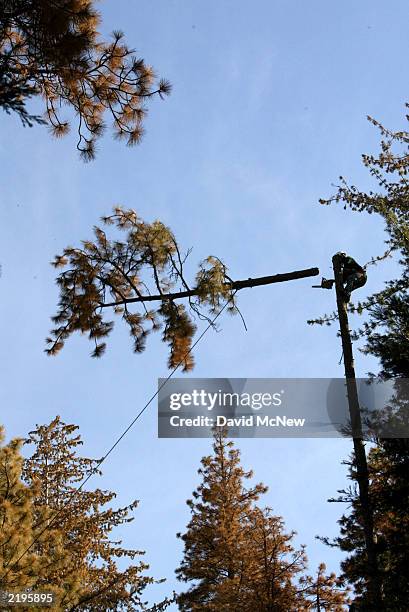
[21,416,171,610]
[317,104,409,609]
[238,506,306,610]
[0,426,66,607]
[176,428,268,610]
[176,428,347,611]
[325,297,409,610]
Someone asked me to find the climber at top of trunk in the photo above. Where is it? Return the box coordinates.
[337,252,367,302]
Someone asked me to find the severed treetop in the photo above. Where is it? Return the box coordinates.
[47,207,318,371]
[47,207,238,371]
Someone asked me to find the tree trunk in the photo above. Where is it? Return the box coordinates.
[100,267,319,308]
[332,253,382,608]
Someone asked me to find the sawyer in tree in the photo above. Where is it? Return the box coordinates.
[312,252,367,302]
[337,252,367,302]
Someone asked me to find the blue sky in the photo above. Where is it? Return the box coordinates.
[0,0,408,606]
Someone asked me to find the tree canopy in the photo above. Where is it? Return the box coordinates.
[1,417,172,610]
[176,428,349,611]
[323,291,409,609]
[0,426,67,606]
[47,207,238,370]
[310,105,409,337]
[0,0,171,158]
[316,105,409,610]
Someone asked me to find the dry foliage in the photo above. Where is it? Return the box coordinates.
[0,0,171,158]
[47,207,237,371]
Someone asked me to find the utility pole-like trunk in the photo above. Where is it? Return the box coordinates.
[332,253,382,609]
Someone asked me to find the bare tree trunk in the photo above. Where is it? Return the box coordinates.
[332,253,382,609]
[100,267,320,308]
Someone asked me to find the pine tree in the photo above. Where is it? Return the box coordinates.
[311,103,409,334]
[176,428,268,610]
[0,0,171,158]
[314,105,409,609]
[299,563,349,611]
[176,429,347,611]
[237,506,307,611]
[322,442,408,611]
[322,296,409,610]
[362,294,409,379]
[0,426,66,609]
[21,416,172,610]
